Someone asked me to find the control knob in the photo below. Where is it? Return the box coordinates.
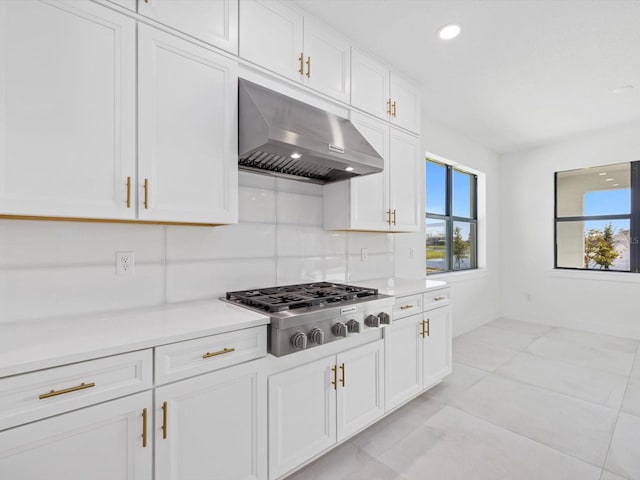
[333,322,348,337]
[378,312,391,325]
[346,319,361,333]
[290,331,308,350]
[364,314,380,328]
[309,328,325,345]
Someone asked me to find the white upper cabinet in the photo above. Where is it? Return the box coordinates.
[351,47,420,134]
[138,24,238,224]
[239,0,350,102]
[324,113,419,232]
[0,0,136,220]
[138,0,239,55]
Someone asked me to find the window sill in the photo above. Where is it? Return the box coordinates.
[550,268,640,283]
[427,268,489,284]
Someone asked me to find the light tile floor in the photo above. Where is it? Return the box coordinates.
[286,318,640,480]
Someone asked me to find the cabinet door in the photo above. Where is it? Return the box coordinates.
[390,73,421,134]
[0,391,152,480]
[384,314,423,411]
[0,0,136,219]
[422,305,452,389]
[155,359,266,480]
[348,112,390,231]
[303,17,350,103]
[336,340,384,441]
[268,356,336,480]
[138,0,238,54]
[350,47,390,121]
[239,0,303,81]
[138,25,238,224]
[389,128,420,232]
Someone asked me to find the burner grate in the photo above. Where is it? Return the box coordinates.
[226,282,378,313]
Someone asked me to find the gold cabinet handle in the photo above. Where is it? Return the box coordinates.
[434,296,446,301]
[386,209,391,224]
[331,364,337,390]
[143,179,149,209]
[306,56,311,78]
[392,209,397,225]
[39,382,95,400]
[339,363,345,388]
[420,320,426,338]
[142,407,148,448]
[392,100,397,117]
[202,347,235,359]
[161,401,168,440]
[400,304,414,310]
[387,98,392,115]
[126,176,131,208]
[425,318,430,337]
[298,52,304,75]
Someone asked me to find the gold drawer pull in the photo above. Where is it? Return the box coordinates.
[392,100,397,117]
[306,56,311,78]
[126,176,131,208]
[339,363,346,387]
[392,209,397,225]
[143,178,149,209]
[400,304,414,310]
[39,382,96,400]
[425,318,430,336]
[161,401,168,439]
[434,296,446,301]
[298,52,304,75]
[142,407,148,448]
[387,98,392,115]
[331,365,337,390]
[202,347,235,359]
[420,320,426,338]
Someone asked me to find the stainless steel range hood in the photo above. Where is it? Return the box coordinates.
[238,79,384,184]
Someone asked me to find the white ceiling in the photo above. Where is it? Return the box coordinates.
[289,0,640,154]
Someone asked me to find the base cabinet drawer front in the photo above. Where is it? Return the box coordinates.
[392,293,422,320]
[384,314,422,412]
[268,356,337,480]
[0,391,152,480]
[0,349,152,431]
[422,306,452,389]
[154,326,267,385]
[155,359,266,480]
[423,288,450,309]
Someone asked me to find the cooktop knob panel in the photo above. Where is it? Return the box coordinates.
[333,322,348,337]
[309,328,325,345]
[378,312,391,325]
[290,331,308,350]
[365,314,380,328]
[346,319,360,333]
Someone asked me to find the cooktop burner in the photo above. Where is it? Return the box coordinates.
[225,282,379,313]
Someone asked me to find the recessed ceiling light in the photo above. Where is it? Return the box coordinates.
[598,172,607,176]
[345,166,354,172]
[439,24,461,40]
[290,153,302,159]
[612,85,634,94]
[605,178,613,182]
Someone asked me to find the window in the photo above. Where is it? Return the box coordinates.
[426,159,477,274]
[555,161,640,272]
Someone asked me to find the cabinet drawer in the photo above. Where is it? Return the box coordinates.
[155,326,267,385]
[393,294,422,319]
[0,349,152,431]
[423,289,450,309]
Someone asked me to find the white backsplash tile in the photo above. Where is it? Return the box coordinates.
[276,225,346,257]
[238,171,276,190]
[276,177,323,196]
[277,256,347,285]
[166,223,276,261]
[277,192,323,226]
[238,186,277,223]
[347,231,394,255]
[166,258,277,303]
[0,220,165,267]
[348,253,394,282]
[0,264,165,323]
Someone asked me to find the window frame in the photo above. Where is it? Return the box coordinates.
[426,159,478,275]
[554,160,640,273]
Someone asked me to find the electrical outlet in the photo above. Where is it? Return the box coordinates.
[361,248,368,261]
[116,251,135,276]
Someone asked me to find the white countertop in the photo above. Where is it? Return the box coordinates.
[0,300,269,378]
[358,277,448,297]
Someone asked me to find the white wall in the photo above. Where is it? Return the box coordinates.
[0,173,394,324]
[500,121,640,340]
[395,114,502,336]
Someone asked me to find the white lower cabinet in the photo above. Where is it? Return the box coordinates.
[268,340,384,480]
[385,290,452,411]
[0,391,152,480]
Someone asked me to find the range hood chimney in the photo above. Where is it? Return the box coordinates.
[238,79,384,184]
